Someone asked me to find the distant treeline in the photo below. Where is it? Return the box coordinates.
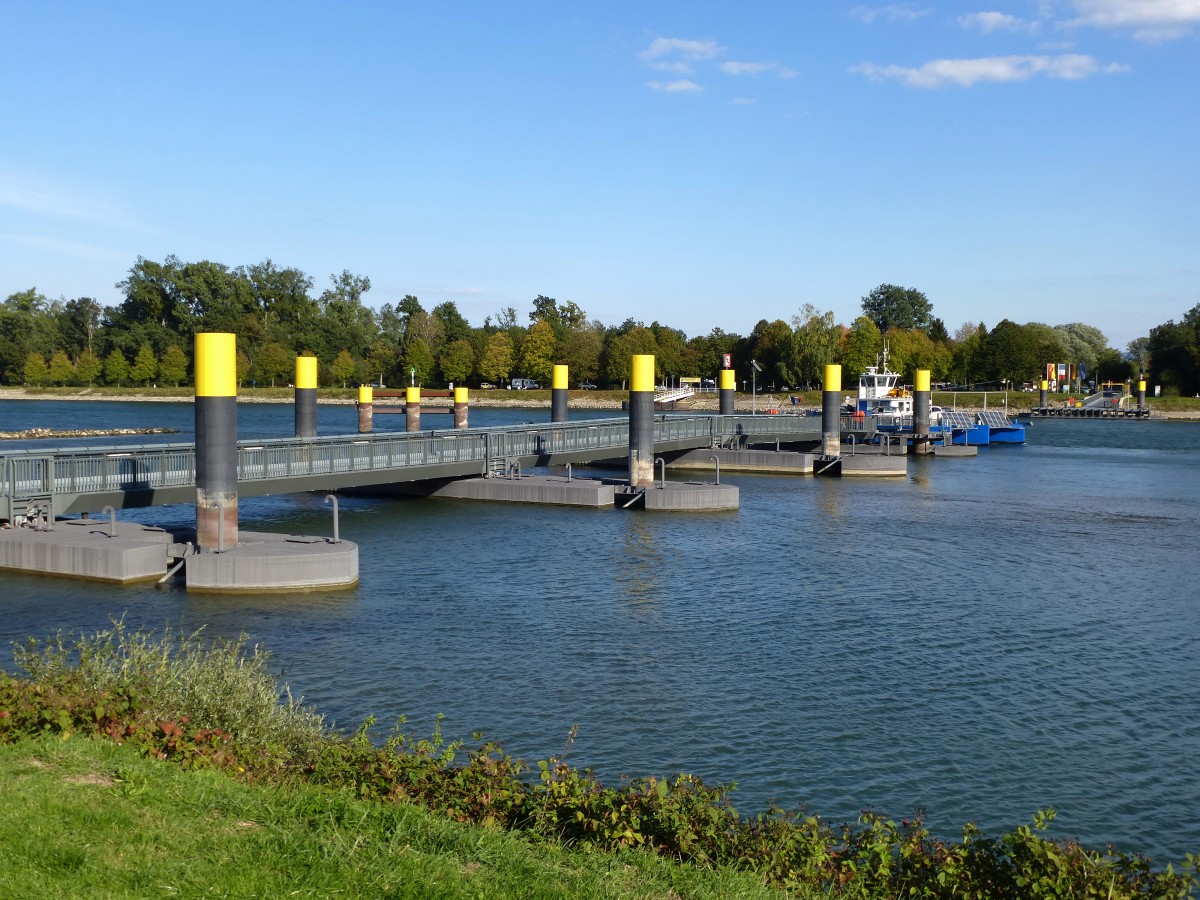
[3,256,1197,395]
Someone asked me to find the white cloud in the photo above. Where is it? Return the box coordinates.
[852,53,1129,87]
[647,79,704,93]
[641,37,723,73]
[959,11,1038,32]
[850,4,933,24]
[1068,0,1200,40]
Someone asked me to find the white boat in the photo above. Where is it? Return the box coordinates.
[844,347,942,428]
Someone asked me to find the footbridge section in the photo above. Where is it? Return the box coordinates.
[3,415,824,518]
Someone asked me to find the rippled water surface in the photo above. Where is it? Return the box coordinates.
[2,401,1198,862]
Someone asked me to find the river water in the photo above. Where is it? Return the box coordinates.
[2,399,1198,862]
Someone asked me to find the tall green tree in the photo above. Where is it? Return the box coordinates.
[558,324,603,386]
[438,339,475,385]
[432,302,471,346]
[517,320,556,383]
[402,336,435,386]
[159,345,189,387]
[74,348,103,386]
[58,297,103,357]
[1147,304,1200,396]
[603,326,657,387]
[478,331,514,386]
[104,349,130,386]
[111,257,194,355]
[47,349,74,385]
[253,342,292,387]
[319,271,378,362]
[130,345,158,385]
[1053,322,1109,379]
[841,316,883,382]
[791,306,841,389]
[330,349,357,388]
[861,284,934,333]
[2,289,56,383]
[23,351,48,386]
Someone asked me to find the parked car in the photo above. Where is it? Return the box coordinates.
[509,378,540,390]
[579,380,597,389]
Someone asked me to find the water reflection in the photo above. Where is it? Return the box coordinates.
[614,516,662,609]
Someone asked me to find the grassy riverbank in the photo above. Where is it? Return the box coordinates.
[1,624,1194,898]
[0,734,780,899]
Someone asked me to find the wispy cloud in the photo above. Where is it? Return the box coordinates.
[647,79,703,93]
[721,60,799,78]
[0,231,129,263]
[640,37,797,94]
[1067,0,1200,41]
[852,54,1129,87]
[0,168,149,233]
[959,11,1041,33]
[850,4,933,24]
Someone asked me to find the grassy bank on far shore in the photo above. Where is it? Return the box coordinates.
[7,384,1200,416]
[1,624,1194,898]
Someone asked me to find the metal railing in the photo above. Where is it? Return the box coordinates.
[2,414,832,512]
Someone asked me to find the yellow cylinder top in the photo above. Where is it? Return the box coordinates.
[915,369,931,393]
[295,355,318,390]
[1138,380,1146,391]
[719,369,735,390]
[631,355,655,392]
[1040,379,1048,390]
[552,364,568,390]
[454,386,469,404]
[823,364,842,393]
[406,386,421,404]
[357,385,373,404]
[194,333,237,397]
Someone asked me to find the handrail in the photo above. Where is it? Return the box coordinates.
[1,415,827,509]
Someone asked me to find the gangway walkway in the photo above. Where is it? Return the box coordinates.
[653,386,695,404]
[2,414,847,517]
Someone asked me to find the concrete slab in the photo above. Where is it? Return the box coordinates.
[184,531,358,593]
[670,447,815,475]
[422,475,616,507]
[0,518,172,583]
[616,481,739,511]
[932,445,979,458]
[841,455,907,477]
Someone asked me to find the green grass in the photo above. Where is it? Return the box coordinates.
[0,733,789,899]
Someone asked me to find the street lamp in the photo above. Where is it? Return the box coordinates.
[751,359,762,415]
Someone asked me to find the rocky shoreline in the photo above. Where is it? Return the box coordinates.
[0,426,179,440]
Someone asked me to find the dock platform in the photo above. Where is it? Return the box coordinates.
[0,519,358,592]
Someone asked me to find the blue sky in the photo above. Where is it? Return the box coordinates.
[2,1,1197,350]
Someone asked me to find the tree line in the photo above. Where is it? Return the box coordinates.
[3,256,1196,395]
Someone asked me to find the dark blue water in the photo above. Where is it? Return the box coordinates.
[2,400,1198,863]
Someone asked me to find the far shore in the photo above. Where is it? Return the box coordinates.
[3,386,1198,420]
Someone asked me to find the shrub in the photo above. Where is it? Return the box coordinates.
[10,619,325,757]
